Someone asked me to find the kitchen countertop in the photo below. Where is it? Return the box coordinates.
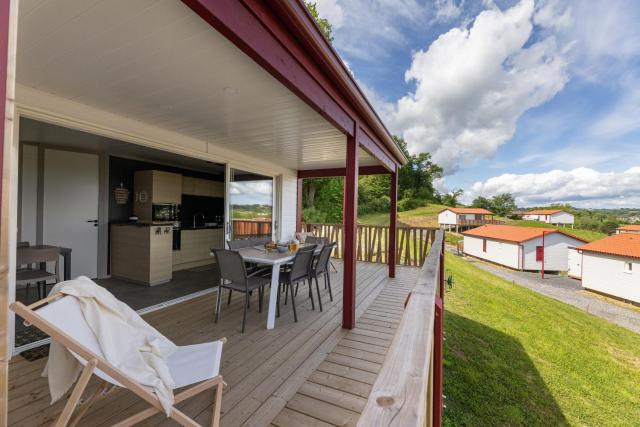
[179,225,224,230]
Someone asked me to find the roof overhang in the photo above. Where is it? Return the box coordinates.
[15,0,403,173]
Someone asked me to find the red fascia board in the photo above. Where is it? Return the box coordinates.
[463,230,587,245]
[357,126,396,172]
[298,165,390,178]
[182,0,355,136]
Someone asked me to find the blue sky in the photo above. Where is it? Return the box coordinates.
[315,0,640,208]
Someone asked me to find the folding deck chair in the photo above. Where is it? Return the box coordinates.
[11,294,226,427]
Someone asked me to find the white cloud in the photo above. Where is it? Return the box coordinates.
[314,0,345,29]
[387,0,570,173]
[589,74,640,139]
[324,0,430,61]
[469,167,640,207]
[434,0,463,22]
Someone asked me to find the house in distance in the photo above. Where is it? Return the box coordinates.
[437,207,501,232]
[616,225,640,234]
[521,209,575,227]
[462,225,586,272]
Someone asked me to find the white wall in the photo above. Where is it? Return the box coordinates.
[522,214,540,221]
[582,253,639,303]
[438,210,457,225]
[279,172,298,240]
[550,211,574,225]
[463,235,520,269]
[522,233,584,271]
[567,247,581,278]
[19,144,38,245]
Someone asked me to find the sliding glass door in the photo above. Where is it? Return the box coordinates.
[226,167,274,241]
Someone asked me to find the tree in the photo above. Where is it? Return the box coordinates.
[472,196,492,210]
[490,193,517,217]
[441,189,463,207]
[395,136,443,202]
[305,2,333,42]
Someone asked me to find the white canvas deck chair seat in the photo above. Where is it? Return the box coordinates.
[11,294,226,427]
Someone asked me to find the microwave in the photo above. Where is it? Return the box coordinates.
[152,204,180,222]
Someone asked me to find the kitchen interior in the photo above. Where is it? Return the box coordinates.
[14,118,253,351]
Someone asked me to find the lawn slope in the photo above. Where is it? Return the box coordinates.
[444,254,640,426]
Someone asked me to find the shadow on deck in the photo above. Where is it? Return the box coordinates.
[8,261,419,426]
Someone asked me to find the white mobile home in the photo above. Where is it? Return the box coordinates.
[522,209,574,226]
[438,207,496,231]
[616,225,640,234]
[462,225,586,271]
[579,234,640,303]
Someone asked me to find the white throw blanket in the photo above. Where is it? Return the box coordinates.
[43,277,177,416]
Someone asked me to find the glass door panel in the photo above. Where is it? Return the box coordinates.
[227,168,274,241]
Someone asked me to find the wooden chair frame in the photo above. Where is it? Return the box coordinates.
[10,295,226,427]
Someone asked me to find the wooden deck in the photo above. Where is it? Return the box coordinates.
[7,261,418,426]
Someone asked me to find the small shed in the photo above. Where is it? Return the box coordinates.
[579,234,640,303]
[462,225,586,271]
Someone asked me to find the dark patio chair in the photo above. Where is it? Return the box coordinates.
[212,249,271,333]
[309,242,336,304]
[16,246,60,299]
[281,244,318,318]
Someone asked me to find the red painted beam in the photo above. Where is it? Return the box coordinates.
[357,127,396,172]
[182,0,355,136]
[388,170,397,278]
[342,132,359,329]
[296,178,303,232]
[297,165,388,178]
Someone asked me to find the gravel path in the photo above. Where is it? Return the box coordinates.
[454,252,640,335]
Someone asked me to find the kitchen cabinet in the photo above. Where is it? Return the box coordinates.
[173,228,225,271]
[133,170,182,222]
[110,224,173,285]
[182,176,224,198]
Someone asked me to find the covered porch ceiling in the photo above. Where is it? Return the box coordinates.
[15,0,380,171]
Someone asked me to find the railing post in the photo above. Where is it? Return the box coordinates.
[342,130,359,329]
[433,296,443,426]
[388,169,397,278]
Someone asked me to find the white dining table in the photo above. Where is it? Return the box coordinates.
[236,245,321,329]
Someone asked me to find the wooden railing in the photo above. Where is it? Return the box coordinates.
[304,223,439,266]
[358,229,445,426]
[457,218,504,226]
[232,219,272,238]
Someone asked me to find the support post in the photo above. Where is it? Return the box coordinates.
[342,130,359,329]
[296,178,303,232]
[388,170,397,278]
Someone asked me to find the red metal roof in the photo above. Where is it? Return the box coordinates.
[579,233,640,259]
[440,207,493,215]
[462,224,586,243]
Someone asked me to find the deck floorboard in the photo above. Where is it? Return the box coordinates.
[7,261,418,426]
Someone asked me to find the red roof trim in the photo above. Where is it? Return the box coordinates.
[181,0,406,167]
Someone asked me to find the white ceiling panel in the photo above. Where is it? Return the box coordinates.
[16,0,379,170]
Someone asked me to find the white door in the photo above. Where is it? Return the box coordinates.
[43,149,99,278]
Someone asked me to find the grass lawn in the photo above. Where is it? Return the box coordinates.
[506,219,606,242]
[358,203,448,226]
[444,254,640,426]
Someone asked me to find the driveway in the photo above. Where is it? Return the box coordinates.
[454,252,640,335]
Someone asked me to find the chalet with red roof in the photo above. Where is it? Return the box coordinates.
[437,207,502,231]
[522,209,574,226]
[616,224,640,234]
[573,234,640,303]
[462,225,586,271]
